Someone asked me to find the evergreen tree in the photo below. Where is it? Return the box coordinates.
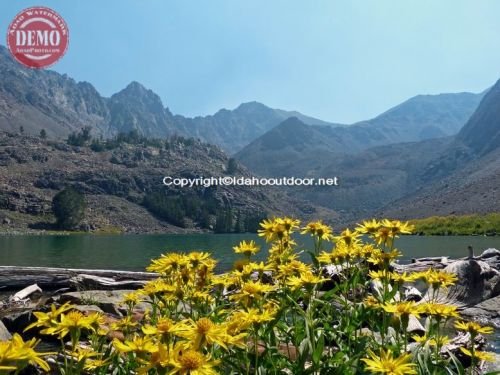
[40,129,47,139]
[52,187,86,230]
[143,192,186,227]
[67,126,92,146]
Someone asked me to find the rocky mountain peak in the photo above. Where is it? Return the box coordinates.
[111,81,168,113]
[234,101,273,114]
[108,81,174,137]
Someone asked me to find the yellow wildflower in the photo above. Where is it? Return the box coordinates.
[113,335,157,354]
[0,333,53,372]
[383,301,421,329]
[334,228,361,247]
[454,321,494,336]
[258,218,291,242]
[42,311,102,338]
[412,334,450,347]
[179,317,231,350]
[421,269,458,289]
[381,219,414,236]
[420,302,460,319]
[231,280,275,306]
[187,251,213,268]
[301,220,333,241]
[24,302,74,332]
[146,252,189,275]
[233,240,260,257]
[367,248,402,266]
[170,349,219,375]
[142,317,188,339]
[110,315,138,332]
[362,348,417,375]
[286,271,328,291]
[460,347,495,362]
[356,219,381,234]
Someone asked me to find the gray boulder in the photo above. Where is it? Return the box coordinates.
[0,320,12,340]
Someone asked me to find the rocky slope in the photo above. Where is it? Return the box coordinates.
[0,46,111,139]
[354,91,485,142]
[0,132,332,233]
[380,79,500,219]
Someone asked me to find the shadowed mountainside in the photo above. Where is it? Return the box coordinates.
[380,79,500,219]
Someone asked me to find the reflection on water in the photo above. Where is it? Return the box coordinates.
[0,233,499,272]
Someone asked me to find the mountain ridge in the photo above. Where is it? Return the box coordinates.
[0,44,485,155]
[379,78,500,219]
[0,45,337,153]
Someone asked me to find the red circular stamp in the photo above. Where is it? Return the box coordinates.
[6,6,69,69]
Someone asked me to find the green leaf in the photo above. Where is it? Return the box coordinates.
[312,334,325,364]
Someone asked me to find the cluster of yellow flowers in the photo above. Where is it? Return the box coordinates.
[0,334,53,372]
[1,217,496,374]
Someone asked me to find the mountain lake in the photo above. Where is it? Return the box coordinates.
[0,233,499,272]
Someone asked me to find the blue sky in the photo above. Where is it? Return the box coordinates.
[1,0,500,123]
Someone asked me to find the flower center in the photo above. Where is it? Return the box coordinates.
[196,318,214,335]
[180,351,203,370]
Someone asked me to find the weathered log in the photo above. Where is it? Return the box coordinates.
[411,256,449,263]
[393,260,447,273]
[69,274,148,290]
[0,266,157,290]
[9,283,42,302]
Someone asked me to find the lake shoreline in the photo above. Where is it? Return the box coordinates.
[1,228,499,237]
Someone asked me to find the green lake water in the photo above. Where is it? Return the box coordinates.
[0,233,499,272]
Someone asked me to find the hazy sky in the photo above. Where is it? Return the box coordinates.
[1,0,500,123]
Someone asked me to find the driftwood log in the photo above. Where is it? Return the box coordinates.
[69,274,149,290]
[0,266,157,291]
[393,259,448,273]
[9,283,42,302]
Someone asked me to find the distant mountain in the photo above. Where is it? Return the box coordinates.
[175,102,341,154]
[379,147,500,220]
[234,117,345,177]
[354,92,485,142]
[236,91,485,178]
[236,78,497,223]
[380,79,500,219]
[3,43,482,156]
[175,102,317,154]
[2,41,497,225]
[274,108,342,127]
[0,45,338,153]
